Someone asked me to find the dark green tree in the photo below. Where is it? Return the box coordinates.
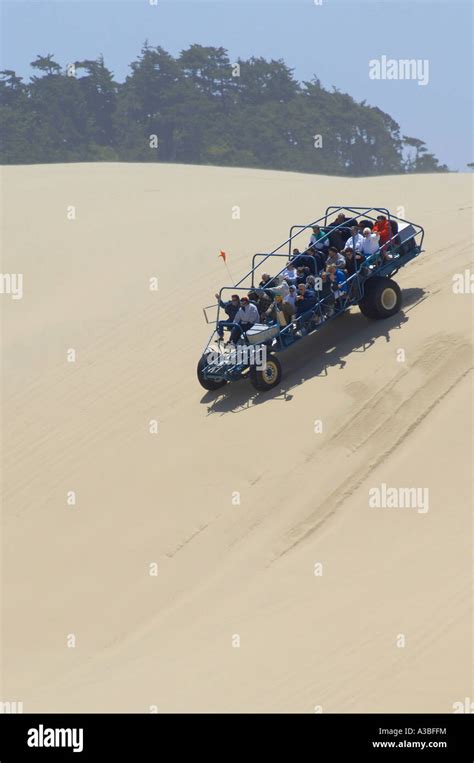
[0,45,450,174]
[75,57,118,153]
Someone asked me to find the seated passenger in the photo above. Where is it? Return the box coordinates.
[294,283,317,333]
[281,262,298,285]
[372,215,392,245]
[332,212,351,226]
[326,264,347,308]
[387,219,400,252]
[228,296,259,345]
[319,270,336,318]
[291,249,317,275]
[259,273,273,288]
[344,225,364,253]
[325,246,346,269]
[295,266,309,285]
[295,282,317,311]
[284,284,298,310]
[215,292,240,341]
[361,227,380,257]
[248,289,272,321]
[309,225,330,253]
[309,248,326,275]
[327,213,352,250]
[263,275,290,299]
[343,247,365,277]
[265,294,294,325]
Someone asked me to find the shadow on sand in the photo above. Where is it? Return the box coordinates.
[200,287,427,414]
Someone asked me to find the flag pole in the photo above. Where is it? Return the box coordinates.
[219,251,235,286]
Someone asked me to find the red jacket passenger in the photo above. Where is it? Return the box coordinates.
[372,216,392,245]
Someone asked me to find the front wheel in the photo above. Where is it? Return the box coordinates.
[359,277,402,319]
[197,354,227,391]
[249,354,282,391]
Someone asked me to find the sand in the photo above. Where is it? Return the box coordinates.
[1,163,472,713]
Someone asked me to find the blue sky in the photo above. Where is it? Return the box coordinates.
[1,0,472,170]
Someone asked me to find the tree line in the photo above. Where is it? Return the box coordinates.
[0,43,449,174]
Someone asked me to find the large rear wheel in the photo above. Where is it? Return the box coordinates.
[359,277,401,319]
[249,354,282,391]
[197,354,227,391]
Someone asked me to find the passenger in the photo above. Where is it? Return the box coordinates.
[342,247,365,277]
[290,252,301,262]
[327,213,351,250]
[361,227,380,257]
[327,222,348,250]
[325,246,346,269]
[372,215,392,245]
[332,212,351,226]
[309,247,326,275]
[306,275,322,313]
[265,294,294,325]
[259,273,273,288]
[281,262,298,285]
[291,249,317,275]
[228,296,259,345]
[297,266,311,285]
[248,289,272,321]
[295,283,317,333]
[264,275,290,299]
[387,219,401,252]
[319,270,336,318]
[284,284,298,311]
[294,284,317,333]
[344,225,364,253]
[326,264,347,309]
[215,292,240,341]
[309,225,330,253]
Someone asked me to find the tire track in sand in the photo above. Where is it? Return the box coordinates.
[272,336,472,562]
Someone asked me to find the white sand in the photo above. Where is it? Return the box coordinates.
[1,164,472,712]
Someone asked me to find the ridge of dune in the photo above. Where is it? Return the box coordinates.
[1,164,472,712]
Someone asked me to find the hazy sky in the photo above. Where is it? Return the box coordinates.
[1,0,473,170]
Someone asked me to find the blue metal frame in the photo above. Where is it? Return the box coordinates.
[202,206,425,377]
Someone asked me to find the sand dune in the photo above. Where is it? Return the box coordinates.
[1,164,472,712]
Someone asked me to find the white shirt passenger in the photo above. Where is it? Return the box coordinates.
[233,302,259,325]
[345,232,364,253]
[361,232,380,255]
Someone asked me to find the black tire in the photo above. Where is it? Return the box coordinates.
[358,280,379,318]
[249,354,282,391]
[197,354,227,391]
[359,277,401,319]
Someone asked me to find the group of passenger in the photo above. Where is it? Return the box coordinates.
[215,214,398,344]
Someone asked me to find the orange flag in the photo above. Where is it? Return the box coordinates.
[219,250,227,262]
